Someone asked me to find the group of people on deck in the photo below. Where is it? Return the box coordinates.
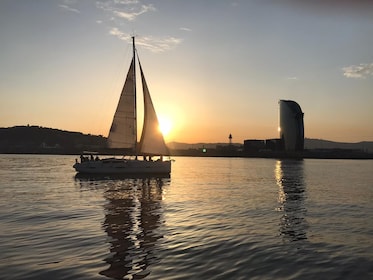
[77,154,164,163]
[143,155,164,161]
[79,154,100,162]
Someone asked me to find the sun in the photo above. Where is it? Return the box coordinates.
[158,116,172,137]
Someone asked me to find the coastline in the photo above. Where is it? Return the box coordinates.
[1,126,372,159]
[1,149,372,160]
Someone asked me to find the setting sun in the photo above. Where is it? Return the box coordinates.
[158,116,172,137]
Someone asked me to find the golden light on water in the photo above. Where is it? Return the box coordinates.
[275,160,286,205]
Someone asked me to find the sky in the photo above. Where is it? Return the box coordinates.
[1,0,372,144]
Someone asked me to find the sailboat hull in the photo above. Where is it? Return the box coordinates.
[73,158,171,175]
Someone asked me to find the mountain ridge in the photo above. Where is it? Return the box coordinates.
[1,125,372,154]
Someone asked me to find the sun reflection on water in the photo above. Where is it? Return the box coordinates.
[275,159,307,242]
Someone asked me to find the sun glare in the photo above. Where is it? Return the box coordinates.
[159,116,172,137]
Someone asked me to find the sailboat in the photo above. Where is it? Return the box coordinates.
[73,36,171,175]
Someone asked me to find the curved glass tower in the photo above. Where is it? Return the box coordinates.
[279,100,304,151]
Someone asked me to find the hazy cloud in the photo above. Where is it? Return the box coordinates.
[58,4,80,13]
[109,28,182,52]
[57,0,180,51]
[113,0,140,4]
[113,4,155,21]
[287,77,298,80]
[343,63,373,79]
[137,35,182,53]
[97,0,155,21]
[109,27,127,40]
[180,27,192,32]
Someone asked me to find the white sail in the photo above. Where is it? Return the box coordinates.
[107,58,137,150]
[138,62,169,155]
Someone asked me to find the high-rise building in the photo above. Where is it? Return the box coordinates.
[279,100,304,151]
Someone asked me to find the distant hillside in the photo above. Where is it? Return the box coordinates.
[304,138,373,153]
[1,125,372,155]
[0,125,106,154]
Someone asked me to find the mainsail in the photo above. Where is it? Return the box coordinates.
[108,57,137,150]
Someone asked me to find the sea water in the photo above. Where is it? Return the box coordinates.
[0,155,372,279]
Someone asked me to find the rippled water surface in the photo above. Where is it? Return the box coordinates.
[0,155,372,279]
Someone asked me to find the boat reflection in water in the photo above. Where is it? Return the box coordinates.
[275,160,307,242]
[75,174,169,279]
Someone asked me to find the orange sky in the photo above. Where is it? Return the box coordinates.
[1,1,372,143]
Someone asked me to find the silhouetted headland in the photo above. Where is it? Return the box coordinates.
[0,125,372,159]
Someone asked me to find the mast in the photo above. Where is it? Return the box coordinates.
[132,36,137,154]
